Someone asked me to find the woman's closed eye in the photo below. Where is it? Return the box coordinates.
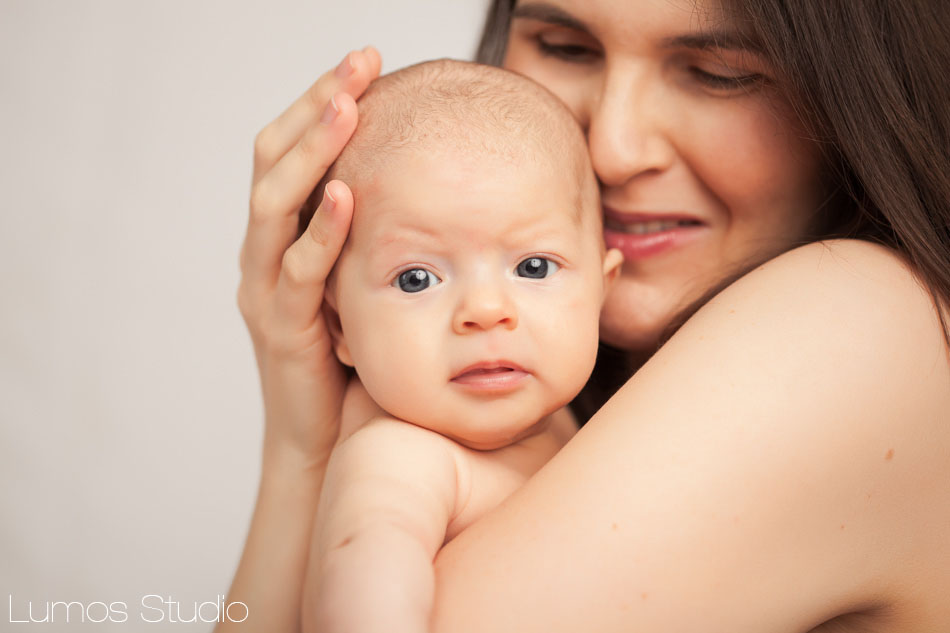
[537,40,600,63]
[533,29,602,64]
[689,65,763,92]
[681,49,771,94]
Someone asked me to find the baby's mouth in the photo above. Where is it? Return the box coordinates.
[455,367,514,378]
[450,361,529,391]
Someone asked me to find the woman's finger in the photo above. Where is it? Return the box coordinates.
[273,179,354,332]
[252,47,382,185]
[241,48,380,297]
[243,91,358,290]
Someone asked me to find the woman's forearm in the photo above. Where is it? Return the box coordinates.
[216,447,328,633]
[223,46,383,633]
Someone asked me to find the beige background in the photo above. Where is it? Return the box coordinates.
[0,1,485,630]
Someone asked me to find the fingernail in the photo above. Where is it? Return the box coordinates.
[320,94,339,125]
[335,52,354,78]
[324,185,337,211]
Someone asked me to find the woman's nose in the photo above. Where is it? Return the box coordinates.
[451,280,518,334]
[586,68,675,187]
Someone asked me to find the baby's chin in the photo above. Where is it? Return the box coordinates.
[396,405,559,452]
[439,414,552,451]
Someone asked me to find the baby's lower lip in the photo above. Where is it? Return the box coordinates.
[451,368,529,392]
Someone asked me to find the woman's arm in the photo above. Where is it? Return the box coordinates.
[431,240,950,632]
[217,48,382,633]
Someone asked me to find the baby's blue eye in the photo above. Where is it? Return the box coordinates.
[516,257,559,279]
[395,268,441,293]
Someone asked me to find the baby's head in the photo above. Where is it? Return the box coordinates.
[324,59,621,450]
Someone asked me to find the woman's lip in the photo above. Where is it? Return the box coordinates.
[601,207,708,261]
[602,206,705,226]
[603,223,708,261]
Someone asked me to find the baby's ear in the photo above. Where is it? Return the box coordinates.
[602,248,623,298]
[323,287,354,367]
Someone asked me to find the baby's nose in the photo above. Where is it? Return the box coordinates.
[451,282,518,333]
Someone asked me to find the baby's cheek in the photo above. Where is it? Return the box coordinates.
[362,337,439,420]
[546,293,601,384]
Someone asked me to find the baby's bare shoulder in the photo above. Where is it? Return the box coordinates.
[330,417,461,504]
[446,410,576,541]
[346,415,460,451]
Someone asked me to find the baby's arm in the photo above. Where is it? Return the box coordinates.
[303,417,460,633]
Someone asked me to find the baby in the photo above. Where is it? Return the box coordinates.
[303,59,621,633]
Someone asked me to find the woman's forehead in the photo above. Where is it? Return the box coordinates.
[511,0,745,42]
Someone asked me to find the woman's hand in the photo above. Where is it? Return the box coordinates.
[238,47,382,471]
[217,48,382,633]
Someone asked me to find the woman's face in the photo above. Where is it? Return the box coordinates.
[504,0,828,351]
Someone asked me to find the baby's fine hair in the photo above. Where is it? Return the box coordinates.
[328,59,596,206]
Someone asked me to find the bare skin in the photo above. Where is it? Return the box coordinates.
[221,47,381,633]
[302,121,620,632]
[429,239,950,632]
[219,15,950,630]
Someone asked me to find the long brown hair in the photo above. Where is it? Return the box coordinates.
[476,0,950,422]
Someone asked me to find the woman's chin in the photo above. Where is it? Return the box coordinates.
[598,292,675,355]
[598,323,662,355]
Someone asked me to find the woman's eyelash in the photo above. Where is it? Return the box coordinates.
[536,38,763,90]
[689,67,763,89]
[536,39,600,62]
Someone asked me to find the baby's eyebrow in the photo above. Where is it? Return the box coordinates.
[365,226,446,266]
[498,219,581,252]
[507,224,569,241]
[373,225,443,250]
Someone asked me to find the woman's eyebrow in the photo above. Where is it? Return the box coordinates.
[511,2,593,35]
[512,4,761,55]
[661,30,762,54]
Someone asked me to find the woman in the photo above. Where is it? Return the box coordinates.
[223,0,950,631]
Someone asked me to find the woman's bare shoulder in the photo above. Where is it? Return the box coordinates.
[643,237,949,462]
[733,238,941,317]
[685,238,947,382]
[431,239,950,633]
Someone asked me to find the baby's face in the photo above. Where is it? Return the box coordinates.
[330,148,619,450]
